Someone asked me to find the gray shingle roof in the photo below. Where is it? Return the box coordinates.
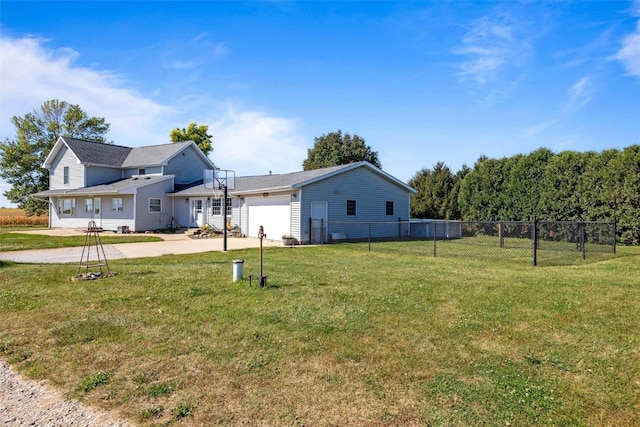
[33,175,173,197]
[63,137,132,167]
[172,162,416,196]
[234,163,351,192]
[121,142,191,167]
[55,137,195,168]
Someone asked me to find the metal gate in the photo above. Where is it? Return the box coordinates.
[310,218,325,244]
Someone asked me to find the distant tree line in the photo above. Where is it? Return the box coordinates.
[409,147,640,245]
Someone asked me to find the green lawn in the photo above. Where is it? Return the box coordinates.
[0,231,163,251]
[1,242,638,426]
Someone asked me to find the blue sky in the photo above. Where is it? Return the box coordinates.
[1,1,639,208]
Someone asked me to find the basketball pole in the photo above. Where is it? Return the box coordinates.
[223,183,228,252]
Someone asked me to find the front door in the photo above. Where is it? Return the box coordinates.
[192,198,205,227]
[310,201,328,244]
[93,197,101,227]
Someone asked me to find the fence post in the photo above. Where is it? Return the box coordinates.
[580,221,586,260]
[532,216,537,266]
[612,219,617,254]
[368,223,372,252]
[433,221,437,257]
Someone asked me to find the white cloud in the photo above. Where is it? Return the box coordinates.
[0,36,174,145]
[454,12,531,85]
[615,21,640,78]
[0,36,309,207]
[567,76,592,110]
[208,107,307,177]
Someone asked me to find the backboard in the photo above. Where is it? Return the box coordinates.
[204,168,235,190]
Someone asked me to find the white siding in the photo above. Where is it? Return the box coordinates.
[49,146,84,189]
[49,194,135,231]
[290,190,301,240]
[123,166,162,178]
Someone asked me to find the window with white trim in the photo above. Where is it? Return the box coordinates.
[226,197,232,216]
[85,198,93,213]
[386,201,394,216]
[63,166,69,185]
[112,197,123,211]
[211,198,222,216]
[58,198,76,215]
[211,198,232,216]
[346,199,357,216]
[149,198,161,212]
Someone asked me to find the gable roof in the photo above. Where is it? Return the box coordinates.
[121,142,193,167]
[173,162,416,196]
[43,137,132,168]
[42,137,212,169]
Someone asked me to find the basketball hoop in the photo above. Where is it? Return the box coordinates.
[204,168,236,252]
[204,168,235,191]
[211,188,223,200]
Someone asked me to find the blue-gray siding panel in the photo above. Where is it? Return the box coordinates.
[300,167,411,241]
[86,166,122,186]
[164,146,212,184]
[134,179,175,231]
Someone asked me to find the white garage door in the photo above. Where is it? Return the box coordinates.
[247,195,291,240]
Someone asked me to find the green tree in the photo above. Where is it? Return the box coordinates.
[170,122,213,156]
[606,145,640,244]
[538,150,589,221]
[0,100,110,215]
[458,156,508,220]
[503,148,554,220]
[302,130,381,170]
[409,162,457,219]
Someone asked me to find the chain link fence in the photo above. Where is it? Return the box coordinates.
[321,219,616,266]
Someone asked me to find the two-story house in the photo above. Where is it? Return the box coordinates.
[35,137,214,232]
[35,137,418,242]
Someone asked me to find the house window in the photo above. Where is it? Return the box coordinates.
[346,199,357,216]
[386,201,394,216]
[58,198,75,215]
[85,198,93,213]
[211,198,232,216]
[94,198,101,215]
[211,198,221,216]
[112,197,123,211]
[63,166,69,185]
[149,198,161,212]
[138,168,146,175]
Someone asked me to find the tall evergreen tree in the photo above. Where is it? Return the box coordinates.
[409,162,456,219]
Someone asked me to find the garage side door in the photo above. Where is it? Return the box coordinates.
[247,195,291,240]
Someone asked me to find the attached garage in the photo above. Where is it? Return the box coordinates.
[172,161,416,244]
[246,194,291,239]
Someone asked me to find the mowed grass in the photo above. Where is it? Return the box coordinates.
[0,231,163,251]
[1,242,639,426]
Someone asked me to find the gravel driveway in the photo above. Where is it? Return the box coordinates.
[0,361,130,426]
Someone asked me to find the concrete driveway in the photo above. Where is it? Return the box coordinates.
[0,229,283,264]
